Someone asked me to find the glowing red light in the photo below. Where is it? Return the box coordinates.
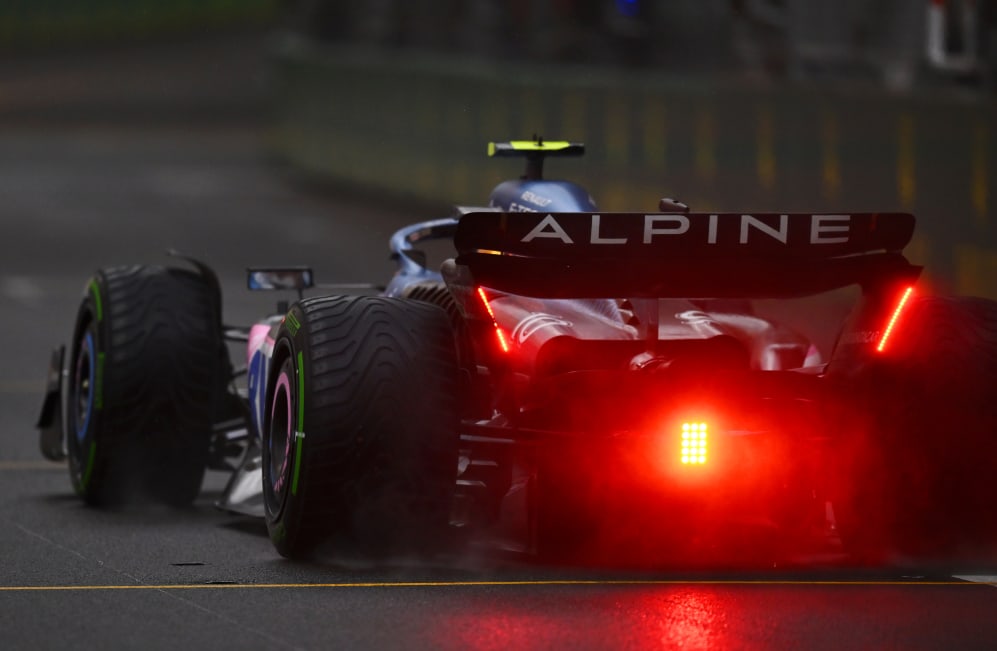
[680,422,708,465]
[476,287,510,353]
[876,286,914,353]
[494,327,510,353]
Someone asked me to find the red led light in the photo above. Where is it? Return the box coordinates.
[680,422,708,465]
[476,287,510,353]
[876,286,914,353]
[493,327,510,353]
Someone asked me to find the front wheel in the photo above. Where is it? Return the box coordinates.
[66,265,222,506]
[263,296,460,559]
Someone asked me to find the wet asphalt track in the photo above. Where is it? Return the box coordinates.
[2,34,997,647]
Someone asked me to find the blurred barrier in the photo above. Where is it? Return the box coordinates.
[270,37,997,298]
[0,0,278,49]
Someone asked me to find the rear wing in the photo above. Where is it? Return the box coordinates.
[452,212,920,298]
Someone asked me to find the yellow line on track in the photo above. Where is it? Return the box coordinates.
[0,579,989,592]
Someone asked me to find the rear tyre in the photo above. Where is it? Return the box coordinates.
[262,296,460,559]
[534,441,636,566]
[399,280,491,420]
[66,266,222,506]
[534,456,602,565]
[838,296,997,558]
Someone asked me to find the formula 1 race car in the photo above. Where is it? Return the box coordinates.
[37,139,997,564]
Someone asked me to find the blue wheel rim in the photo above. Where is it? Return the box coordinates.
[73,332,95,444]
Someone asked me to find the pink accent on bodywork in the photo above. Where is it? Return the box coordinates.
[247,324,272,366]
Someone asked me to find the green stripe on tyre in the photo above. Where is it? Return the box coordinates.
[292,350,305,496]
[88,279,103,322]
[296,350,305,430]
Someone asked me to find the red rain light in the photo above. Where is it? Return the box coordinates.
[680,422,708,465]
[476,287,510,353]
[876,286,914,353]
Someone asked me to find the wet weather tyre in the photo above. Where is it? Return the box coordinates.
[66,266,222,506]
[534,453,602,565]
[263,296,459,559]
[399,281,491,419]
[838,296,997,557]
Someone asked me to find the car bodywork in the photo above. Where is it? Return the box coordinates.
[38,139,938,560]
